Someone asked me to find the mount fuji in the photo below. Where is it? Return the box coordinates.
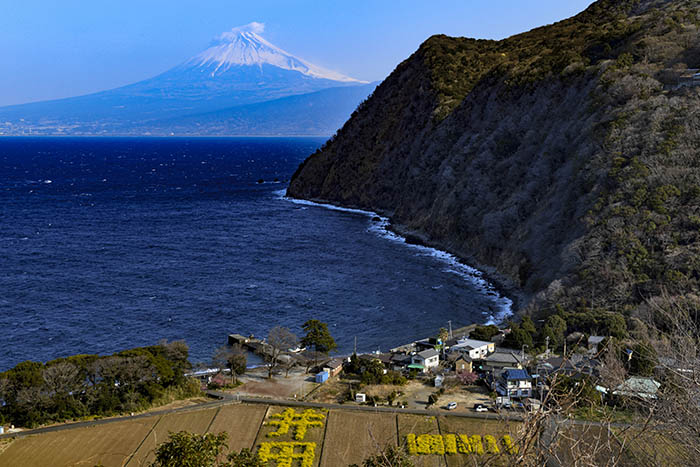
[0,23,376,136]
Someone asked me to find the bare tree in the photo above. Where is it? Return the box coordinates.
[301,349,325,373]
[279,354,297,378]
[266,326,297,379]
[212,344,247,385]
[161,340,190,368]
[42,362,80,396]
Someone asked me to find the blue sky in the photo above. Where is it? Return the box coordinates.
[1,0,594,106]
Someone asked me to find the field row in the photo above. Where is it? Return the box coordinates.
[0,403,521,466]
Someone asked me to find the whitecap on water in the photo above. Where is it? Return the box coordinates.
[280,192,513,324]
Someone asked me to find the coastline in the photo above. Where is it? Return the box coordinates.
[277,190,517,326]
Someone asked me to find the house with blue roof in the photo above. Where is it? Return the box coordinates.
[494,368,532,399]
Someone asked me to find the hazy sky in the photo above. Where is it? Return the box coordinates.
[1,0,594,107]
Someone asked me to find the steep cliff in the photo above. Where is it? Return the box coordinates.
[288,0,700,315]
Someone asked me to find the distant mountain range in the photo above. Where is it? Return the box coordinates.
[0,23,375,136]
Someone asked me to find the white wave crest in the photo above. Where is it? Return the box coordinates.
[279,192,513,324]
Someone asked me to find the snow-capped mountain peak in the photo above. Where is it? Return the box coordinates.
[189,23,365,83]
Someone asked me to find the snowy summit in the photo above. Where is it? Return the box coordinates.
[190,22,365,83]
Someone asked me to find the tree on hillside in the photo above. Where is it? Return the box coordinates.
[0,377,9,401]
[42,361,80,397]
[212,344,247,385]
[266,326,298,379]
[470,324,500,341]
[502,323,534,351]
[520,316,537,337]
[629,341,658,377]
[300,319,337,354]
[539,314,567,351]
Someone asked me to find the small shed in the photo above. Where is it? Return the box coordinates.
[315,370,329,384]
[355,393,367,403]
[324,358,344,377]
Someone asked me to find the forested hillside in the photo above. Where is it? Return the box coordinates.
[288,0,700,324]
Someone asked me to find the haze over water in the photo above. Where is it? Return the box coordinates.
[0,138,510,370]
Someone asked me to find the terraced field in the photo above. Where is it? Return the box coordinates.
[0,403,523,467]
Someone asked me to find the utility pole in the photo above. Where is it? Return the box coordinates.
[354,336,357,355]
[448,320,453,339]
[522,344,528,363]
[545,336,550,356]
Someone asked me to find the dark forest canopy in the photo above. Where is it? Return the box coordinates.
[0,341,198,428]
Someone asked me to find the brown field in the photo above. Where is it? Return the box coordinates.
[0,416,159,467]
[0,402,527,467]
[319,410,397,467]
[397,414,444,467]
[125,408,218,466]
[207,404,269,453]
[619,429,692,467]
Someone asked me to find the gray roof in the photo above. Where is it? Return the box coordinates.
[325,358,344,369]
[484,351,521,364]
[613,377,661,399]
[417,349,439,359]
[391,353,412,363]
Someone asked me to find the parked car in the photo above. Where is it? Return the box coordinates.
[447,402,458,410]
[473,404,488,412]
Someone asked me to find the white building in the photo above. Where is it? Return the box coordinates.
[450,337,495,360]
[412,349,440,372]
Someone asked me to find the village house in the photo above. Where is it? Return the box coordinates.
[411,348,440,373]
[450,337,495,360]
[390,353,412,372]
[453,355,473,373]
[374,353,393,369]
[478,349,526,372]
[612,377,661,400]
[494,369,532,399]
[537,354,601,379]
[323,358,345,377]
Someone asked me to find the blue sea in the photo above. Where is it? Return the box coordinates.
[0,137,511,371]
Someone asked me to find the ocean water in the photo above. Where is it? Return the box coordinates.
[0,137,511,371]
